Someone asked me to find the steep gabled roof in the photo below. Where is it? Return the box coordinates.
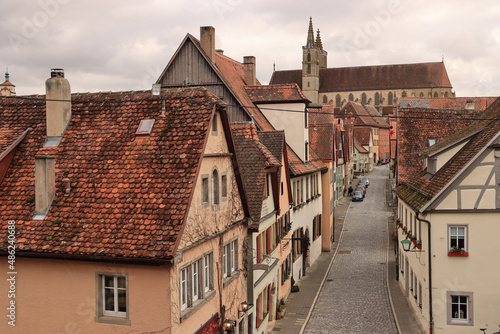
[364,105,390,128]
[341,102,380,128]
[353,135,369,154]
[270,62,453,92]
[0,87,228,262]
[232,122,282,222]
[309,104,334,161]
[395,97,500,211]
[353,127,371,146]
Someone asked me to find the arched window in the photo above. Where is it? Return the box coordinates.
[402,91,407,98]
[307,64,311,74]
[420,92,425,98]
[444,91,449,97]
[212,169,219,206]
[361,93,367,105]
[307,53,311,62]
[388,92,393,106]
[335,94,341,107]
[375,92,380,106]
[323,95,328,103]
[348,93,354,102]
[433,92,438,98]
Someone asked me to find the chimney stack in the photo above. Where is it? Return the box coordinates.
[244,56,256,86]
[45,68,71,142]
[200,26,215,62]
[34,155,55,219]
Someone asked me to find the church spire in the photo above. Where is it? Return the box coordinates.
[315,29,323,50]
[306,17,315,48]
[5,68,9,82]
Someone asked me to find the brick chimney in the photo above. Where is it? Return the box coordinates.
[34,155,55,219]
[45,68,71,143]
[244,56,256,86]
[200,26,215,62]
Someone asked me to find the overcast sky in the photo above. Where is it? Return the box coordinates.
[1,0,499,97]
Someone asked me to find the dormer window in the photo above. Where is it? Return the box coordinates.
[465,100,475,110]
[211,113,218,135]
[428,138,437,147]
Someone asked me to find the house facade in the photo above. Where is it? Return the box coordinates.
[395,97,500,334]
[0,71,249,333]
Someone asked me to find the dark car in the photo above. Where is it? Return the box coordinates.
[356,184,366,197]
[352,190,364,201]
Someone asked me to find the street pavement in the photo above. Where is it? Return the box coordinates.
[271,165,421,334]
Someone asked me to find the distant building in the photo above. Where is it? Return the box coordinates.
[0,70,15,96]
[270,18,454,106]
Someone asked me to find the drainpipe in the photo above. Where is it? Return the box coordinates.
[415,213,433,334]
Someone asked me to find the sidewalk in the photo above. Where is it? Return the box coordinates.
[271,170,421,334]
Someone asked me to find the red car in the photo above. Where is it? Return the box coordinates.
[356,184,366,197]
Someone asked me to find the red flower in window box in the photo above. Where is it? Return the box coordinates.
[448,247,468,256]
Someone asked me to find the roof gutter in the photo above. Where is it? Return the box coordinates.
[415,213,433,334]
[0,251,173,266]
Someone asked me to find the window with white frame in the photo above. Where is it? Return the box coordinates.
[179,252,214,313]
[449,226,467,252]
[95,273,129,325]
[447,292,473,326]
[223,239,238,279]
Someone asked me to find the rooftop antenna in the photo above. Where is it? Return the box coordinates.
[273,61,275,72]
[442,54,444,62]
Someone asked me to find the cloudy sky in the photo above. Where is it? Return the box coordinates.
[1,0,499,97]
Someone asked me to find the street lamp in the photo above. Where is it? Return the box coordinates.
[238,301,253,318]
[223,319,236,333]
[401,238,412,252]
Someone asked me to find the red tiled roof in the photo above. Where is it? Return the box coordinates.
[364,105,390,128]
[399,97,497,111]
[340,102,380,128]
[270,62,453,92]
[353,135,368,154]
[232,122,281,222]
[0,87,227,262]
[245,84,310,104]
[396,97,500,211]
[287,145,327,176]
[0,80,15,87]
[353,127,371,146]
[309,104,334,161]
[397,107,483,184]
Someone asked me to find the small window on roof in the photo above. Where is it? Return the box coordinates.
[135,119,155,138]
[211,113,218,135]
[428,138,436,147]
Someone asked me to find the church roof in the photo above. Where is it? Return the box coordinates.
[270,62,453,92]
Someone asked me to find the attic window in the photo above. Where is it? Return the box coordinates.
[428,138,437,147]
[465,100,475,110]
[136,119,155,138]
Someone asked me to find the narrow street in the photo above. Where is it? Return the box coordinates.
[304,165,398,334]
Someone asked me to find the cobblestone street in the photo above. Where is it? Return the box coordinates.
[304,166,397,334]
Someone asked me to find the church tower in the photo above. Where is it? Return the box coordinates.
[302,18,327,104]
[0,70,16,96]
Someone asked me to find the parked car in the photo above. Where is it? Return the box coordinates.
[356,184,366,197]
[352,190,364,201]
[359,177,369,187]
